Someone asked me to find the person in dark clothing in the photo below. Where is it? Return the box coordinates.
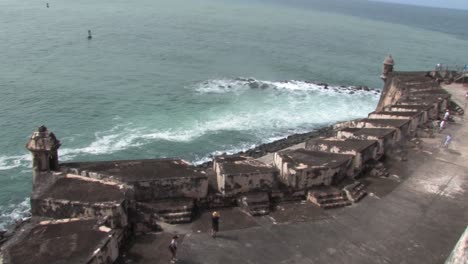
[169,235,178,263]
[211,211,220,238]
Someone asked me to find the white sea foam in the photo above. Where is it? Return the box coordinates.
[192,143,257,165]
[0,198,31,230]
[195,78,380,95]
[2,78,379,169]
[59,126,145,161]
[0,154,31,171]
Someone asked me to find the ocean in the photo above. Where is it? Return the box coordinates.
[0,0,467,228]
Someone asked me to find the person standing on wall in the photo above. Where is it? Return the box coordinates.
[211,211,220,238]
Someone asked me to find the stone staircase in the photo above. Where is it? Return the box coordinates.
[270,189,306,205]
[307,188,352,209]
[138,198,194,225]
[343,181,367,203]
[238,192,271,216]
[449,100,465,116]
[205,193,237,209]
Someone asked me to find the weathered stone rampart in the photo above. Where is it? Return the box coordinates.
[1,57,464,264]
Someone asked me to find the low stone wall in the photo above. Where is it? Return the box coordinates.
[31,198,128,229]
[1,218,121,264]
[273,150,353,189]
[213,157,276,197]
[133,176,208,201]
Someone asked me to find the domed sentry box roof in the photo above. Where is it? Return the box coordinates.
[25,125,61,152]
[383,55,395,66]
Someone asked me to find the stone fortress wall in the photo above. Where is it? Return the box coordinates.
[1,56,465,264]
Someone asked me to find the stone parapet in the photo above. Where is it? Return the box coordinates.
[1,218,120,264]
[305,138,379,177]
[213,156,277,196]
[274,149,353,190]
[31,175,130,229]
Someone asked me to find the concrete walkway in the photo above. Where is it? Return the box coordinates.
[119,84,468,264]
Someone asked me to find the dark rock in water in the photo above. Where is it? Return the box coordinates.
[247,78,255,82]
[260,83,269,89]
[363,86,370,91]
[323,86,328,89]
[340,85,347,88]
[218,85,225,89]
[349,91,355,94]
[228,85,232,88]
[196,126,334,167]
[249,82,260,89]
[317,83,328,86]
[235,77,248,81]
[355,86,363,90]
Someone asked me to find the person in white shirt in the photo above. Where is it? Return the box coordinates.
[443,110,450,121]
[443,134,452,148]
[169,235,179,263]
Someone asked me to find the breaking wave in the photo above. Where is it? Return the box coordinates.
[195,78,380,95]
[1,78,380,167]
[0,198,31,230]
[0,154,31,171]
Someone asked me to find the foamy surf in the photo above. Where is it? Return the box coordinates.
[0,154,31,171]
[0,198,31,230]
[2,79,379,167]
[195,78,380,95]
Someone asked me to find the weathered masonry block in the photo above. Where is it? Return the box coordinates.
[405,91,450,112]
[340,118,411,142]
[31,174,129,229]
[336,127,397,156]
[396,98,443,114]
[61,159,209,201]
[368,111,424,133]
[136,198,194,225]
[273,149,353,190]
[305,138,379,177]
[213,156,277,196]
[2,218,121,264]
[385,104,437,121]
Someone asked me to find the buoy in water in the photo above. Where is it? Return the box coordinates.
[88,30,92,40]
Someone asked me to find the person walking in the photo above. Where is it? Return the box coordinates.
[211,211,220,238]
[443,109,450,121]
[439,119,446,132]
[169,235,179,263]
[443,134,452,148]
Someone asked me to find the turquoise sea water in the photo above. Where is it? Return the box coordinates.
[0,0,467,228]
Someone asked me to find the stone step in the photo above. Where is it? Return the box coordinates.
[137,199,195,224]
[205,195,237,209]
[158,216,192,224]
[316,195,348,203]
[320,200,352,209]
[270,190,306,204]
[238,192,271,216]
[249,207,270,216]
[307,189,351,209]
[343,181,367,203]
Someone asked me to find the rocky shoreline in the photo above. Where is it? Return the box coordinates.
[196,126,335,168]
